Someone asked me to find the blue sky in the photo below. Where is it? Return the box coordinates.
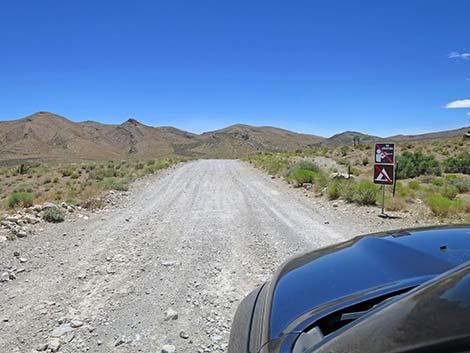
[1,0,469,137]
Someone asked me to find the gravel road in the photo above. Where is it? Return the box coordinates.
[0,160,390,353]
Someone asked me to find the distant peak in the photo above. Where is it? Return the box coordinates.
[32,111,59,117]
[24,111,69,122]
[123,118,142,125]
[121,118,153,130]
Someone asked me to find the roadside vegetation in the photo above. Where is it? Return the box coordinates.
[243,137,470,221]
[0,158,188,212]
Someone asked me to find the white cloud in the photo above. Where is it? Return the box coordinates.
[448,51,470,59]
[445,99,470,108]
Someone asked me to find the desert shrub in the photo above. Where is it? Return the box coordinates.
[290,161,321,173]
[71,173,80,179]
[445,176,470,193]
[89,169,105,181]
[395,181,411,198]
[326,179,343,200]
[432,178,444,186]
[43,207,65,222]
[98,178,128,191]
[338,180,356,202]
[443,153,470,174]
[340,146,349,156]
[408,180,421,190]
[425,194,459,217]
[82,198,106,210]
[260,158,290,176]
[385,195,407,211]
[397,151,441,179]
[440,185,459,200]
[62,169,74,177]
[14,182,34,193]
[362,157,369,166]
[354,180,378,205]
[288,169,316,184]
[313,173,329,191]
[6,192,35,208]
[154,160,171,170]
[349,166,361,176]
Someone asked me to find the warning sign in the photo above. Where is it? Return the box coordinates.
[374,143,395,165]
[374,164,395,185]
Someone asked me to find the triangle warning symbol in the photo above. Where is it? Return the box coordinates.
[375,168,391,182]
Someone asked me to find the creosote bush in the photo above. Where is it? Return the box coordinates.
[6,192,35,208]
[43,207,65,223]
[98,178,129,191]
[288,169,316,184]
[443,153,470,174]
[397,151,441,179]
[354,180,378,205]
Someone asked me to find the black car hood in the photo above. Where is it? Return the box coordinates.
[312,262,470,353]
[265,226,470,343]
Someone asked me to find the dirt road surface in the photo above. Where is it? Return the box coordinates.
[1,160,379,353]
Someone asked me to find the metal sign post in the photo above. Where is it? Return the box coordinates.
[373,143,396,218]
[381,185,385,215]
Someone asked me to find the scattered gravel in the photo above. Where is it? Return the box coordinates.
[0,160,440,352]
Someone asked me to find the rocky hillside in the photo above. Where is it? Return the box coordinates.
[0,112,324,162]
[322,127,470,147]
[0,111,468,163]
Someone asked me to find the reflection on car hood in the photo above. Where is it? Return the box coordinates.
[312,262,470,353]
[268,226,470,340]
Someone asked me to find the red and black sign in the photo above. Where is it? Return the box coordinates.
[374,164,395,185]
[374,143,395,165]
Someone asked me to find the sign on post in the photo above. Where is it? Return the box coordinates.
[373,143,395,185]
[374,143,395,165]
[373,142,396,216]
[373,164,395,185]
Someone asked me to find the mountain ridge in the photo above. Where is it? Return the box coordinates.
[0,111,468,163]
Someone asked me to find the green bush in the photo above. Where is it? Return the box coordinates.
[290,161,320,173]
[6,192,35,208]
[394,181,411,198]
[349,166,361,176]
[425,194,459,217]
[313,173,329,192]
[62,169,73,177]
[408,180,421,190]
[43,207,65,222]
[445,176,470,193]
[440,185,459,200]
[354,180,378,205]
[288,169,316,184]
[89,169,105,181]
[265,159,290,176]
[326,179,343,200]
[338,181,356,202]
[397,151,441,179]
[443,153,470,174]
[98,178,129,191]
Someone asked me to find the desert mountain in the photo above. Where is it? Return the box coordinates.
[322,127,470,147]
[321,131,380,147]
[0,112,323,162]
[0,112,468,163]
